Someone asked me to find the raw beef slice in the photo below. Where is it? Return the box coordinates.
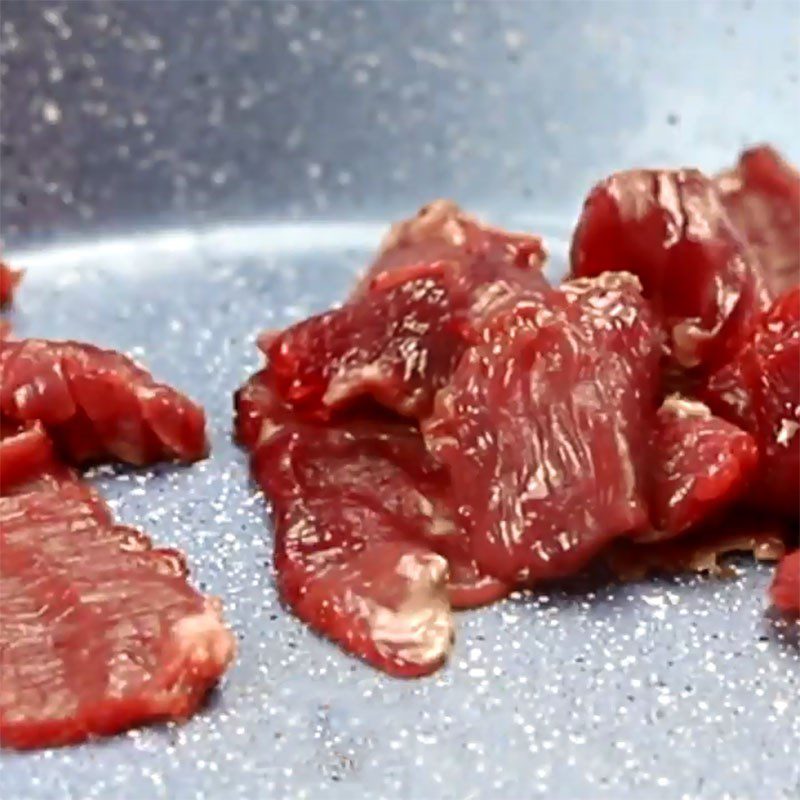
[266,262,473,420]
[238,370,509,610]
[771,550,800,614]
[357,199,547,298]
[646,395,759,540]
[424,271,661,584]
[235,371,507,675]
[716,145,800,296]
[0,338,208,466]
[0,472,235,749]
[700,288,800,517]
[0,422,56,492]
[570,168,770,370]
[0,422,95,505]
[266,201,548,420]
[0,261,21,308]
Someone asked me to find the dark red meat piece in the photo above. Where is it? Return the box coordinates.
[700,288,800,517]
[424,271,661,584]
[267,262,471,420]
[717,145,800,295]
[238,370,508,610]
[0,262,22,308]
[0,422,56,493]
[0,421,93,505]
[235,371,508,674]
[646,395,759,540]
[0,339,208,466]
[244,381,452,675]
[0,474,235,749]
[771,550,800,614]
[570,168,770,370]
[234,367,287,450]
[356,199,547,298]
[266,202,548,420]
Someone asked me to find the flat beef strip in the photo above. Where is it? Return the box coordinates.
[0,433,235,750]
[235,370,507,676]
[0,338,208,466]
[699,287,800,518]
[424,271,662,584]
[266,201,548,420]
[716,145,800,296]
[356,199,547,299]
[0,421,58,492]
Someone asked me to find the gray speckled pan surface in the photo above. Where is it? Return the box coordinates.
[1,2,799,798]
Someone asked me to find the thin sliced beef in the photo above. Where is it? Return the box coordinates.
[0,422,57,492]
[424,271,661,584]
[699,288,800,517]
[0,468,235,749]
[235,371,507,675]
[645,395,759,540]
[0,262,22,308]
[0,339,208,466]
[0,262,20,340]
[608,514,787,581]
[0,422,95,509]
[266,263,472,420]
[771,550,800,614]
[243,377,452,675]
[238,370,508,610]
[570,168,770,370]
[266,202,548,420]
[357,199,547,298]
[716,145,800,295]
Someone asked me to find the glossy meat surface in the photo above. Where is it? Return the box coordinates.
[267,201,548,419]
[0,471,235,749]
[358,199,547,298]
[770,550,800,614]
[646,395,759,540]
[570,168,770,370]
[238,181,796,676]
[0,262,21,308]
[267,262,471,420]
[0,338,208,466]
[236,371,507,675]
[424,272,661,584]
[243,376,453,675]
[717,145,800,296]
[700,288,800,517]
[0,422,57,492]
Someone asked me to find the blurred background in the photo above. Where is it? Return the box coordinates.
[2,0,798,249]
